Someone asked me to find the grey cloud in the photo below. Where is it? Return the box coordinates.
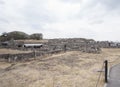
[21,0,57,23]
[18,0,58,31]
[0,18,9,23]
[90,20,104,25]
[0,0,5,5]
[74,0,120,24]
[99,0,120,10]
[0,0,58,34]
[23,10,55,23]
[86,0,120,10]
[61,0,82,3]
[82,0,120,14]
[0,0,120,41]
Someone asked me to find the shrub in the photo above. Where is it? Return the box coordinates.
[30,33,43,40]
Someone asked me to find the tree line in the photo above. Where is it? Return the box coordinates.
[0,31,43,41]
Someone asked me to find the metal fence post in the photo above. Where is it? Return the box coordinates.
[104,60,108,83]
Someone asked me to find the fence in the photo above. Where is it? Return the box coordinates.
[95,60,108,87]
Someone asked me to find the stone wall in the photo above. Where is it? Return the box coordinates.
[0,38,101,53]
[97,41,120,48]
[0,49,62,62]
[2,38,120,63]
[0,52,35,62]
[0,38,102,62]
[46,38,101,53]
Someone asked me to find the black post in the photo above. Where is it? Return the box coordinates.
[104,60,108,83]
[64,44,67,52]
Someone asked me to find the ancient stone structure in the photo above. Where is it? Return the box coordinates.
[1,37,120,63]
[0,38,102,62]
[0,38,101,53]
[0,50,62,62]
[46,38,101,53]
[97,41,120,48]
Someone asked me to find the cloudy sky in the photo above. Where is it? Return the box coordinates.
[0,0,120,41]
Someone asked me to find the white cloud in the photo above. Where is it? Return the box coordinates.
[45,0,81,21]
[0,0,120,41]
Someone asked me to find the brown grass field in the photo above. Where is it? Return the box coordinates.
[0,49,31,54]
[0,48,120,87]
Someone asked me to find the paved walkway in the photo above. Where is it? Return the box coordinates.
[106,64,120,87]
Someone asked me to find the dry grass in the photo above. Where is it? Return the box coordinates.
[0,48,120,87]
[0,49,31,54]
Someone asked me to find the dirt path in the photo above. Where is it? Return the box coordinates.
[106,63,120,87]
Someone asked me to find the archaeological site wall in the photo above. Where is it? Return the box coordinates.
[47,38,101,53]
[0,38,102,62]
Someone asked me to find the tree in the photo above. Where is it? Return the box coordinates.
[0,32,8,41]
[7,31,29,40]
[30,33,43,40]
[0,31,43,41]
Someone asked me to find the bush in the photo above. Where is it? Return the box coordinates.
[30,33,43,40]
[8,31,29,40]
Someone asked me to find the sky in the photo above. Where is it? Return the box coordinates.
[0,0,120,41]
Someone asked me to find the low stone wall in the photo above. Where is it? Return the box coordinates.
[0,49,63,62]
[0,52,34,62]
[0,38,102,62]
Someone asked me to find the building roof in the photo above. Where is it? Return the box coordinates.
[24,44,43,46]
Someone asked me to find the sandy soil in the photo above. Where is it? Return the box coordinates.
[0,48,120,87]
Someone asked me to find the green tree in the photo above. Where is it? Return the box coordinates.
[7,31,29,40]
[30,33,43,40]
[0,31,29,41]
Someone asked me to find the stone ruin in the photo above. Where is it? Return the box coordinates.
[1,37,120,62]
[0,38,101,62]
[97,41,120,48]
[46,38,101,53]
[0,38,101,53]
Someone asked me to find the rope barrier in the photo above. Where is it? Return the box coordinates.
[95,62,104,87]
[95,56,120,87]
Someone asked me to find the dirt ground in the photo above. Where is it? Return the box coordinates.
[0,48,120,87]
